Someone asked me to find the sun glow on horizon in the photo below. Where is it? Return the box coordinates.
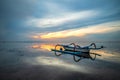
[32,36,40,39]
[40,25,119,39]
[32,21,120,40]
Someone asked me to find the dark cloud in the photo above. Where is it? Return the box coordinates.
[0,0,33,40]
[0,0,36,19]
[52,0,120,11]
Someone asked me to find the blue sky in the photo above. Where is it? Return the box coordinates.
[0,0,120,41]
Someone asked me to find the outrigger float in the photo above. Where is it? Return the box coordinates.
[51,43,104,62]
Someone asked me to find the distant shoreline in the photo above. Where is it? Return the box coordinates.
[0,40,120,43]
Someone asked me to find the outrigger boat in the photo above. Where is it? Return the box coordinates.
[51,43,104,62]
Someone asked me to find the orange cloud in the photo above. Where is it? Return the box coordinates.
[32,36,39,39]
[40,25,119,39]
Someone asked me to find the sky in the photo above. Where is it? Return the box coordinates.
[0,0,120,42]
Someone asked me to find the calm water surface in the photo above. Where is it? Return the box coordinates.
[0,42,120,80]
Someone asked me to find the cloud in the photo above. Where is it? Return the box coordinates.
[39,21,120,39]
[25,56,90,73]
[27,10,99,28]
[1,0,120,41]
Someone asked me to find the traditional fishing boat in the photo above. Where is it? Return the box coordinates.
[51,43,104,62]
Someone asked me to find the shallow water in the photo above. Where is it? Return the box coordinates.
[0,42,120,80]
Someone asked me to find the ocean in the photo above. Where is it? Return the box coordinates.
[0,41,120,80]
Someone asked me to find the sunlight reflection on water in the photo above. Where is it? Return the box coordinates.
[31,43,120,63]
[25,56,90,73]
[90,49,120,63]
[0,42,120,80]
[32,44,55,51]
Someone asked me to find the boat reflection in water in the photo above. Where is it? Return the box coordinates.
[31,43,120,63]
[30,44,91,73]
[27,43,120,79]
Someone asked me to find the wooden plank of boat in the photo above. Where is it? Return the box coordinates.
[51,49,82,55]
[64,47,89,52]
